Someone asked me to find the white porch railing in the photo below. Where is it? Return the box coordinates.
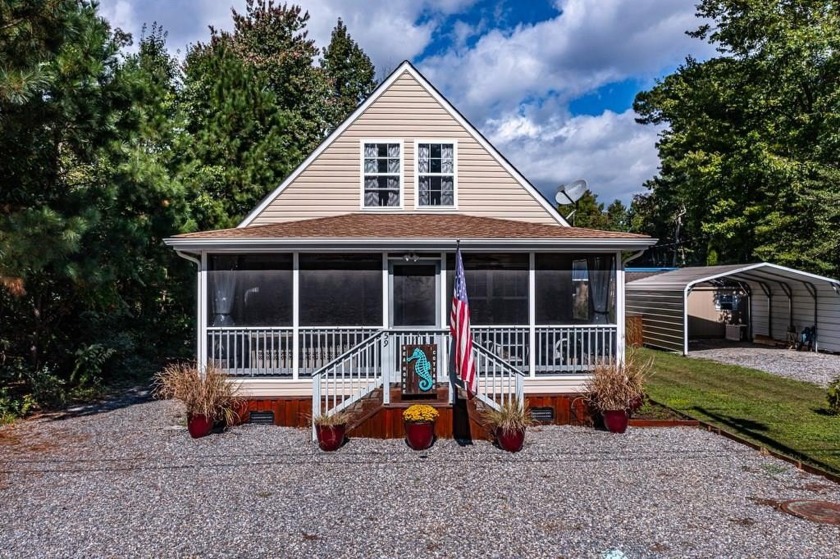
[472,324,617,375]
[299,327,381,377]
[207,326,380,377]
[534,325,617,373]
[207,327,294,376]
[311,330,387,435]
[472,342,524,410]
[211,324,618,378]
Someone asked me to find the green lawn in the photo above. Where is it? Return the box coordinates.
[641,348,840,474]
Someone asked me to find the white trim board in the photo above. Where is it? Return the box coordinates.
[238,61,569,228]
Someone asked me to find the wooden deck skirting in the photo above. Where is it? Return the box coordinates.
[238,394,708,438]
[240,393,596,437]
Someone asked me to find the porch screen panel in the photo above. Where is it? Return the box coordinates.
[445,253,529,325]
[208,254,293,326]
[535,254,615,324]
[535,254,575,324]
[299,254,383,326]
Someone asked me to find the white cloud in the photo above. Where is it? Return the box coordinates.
[419,0,712,122]
[487,109,663,204]
[98,0,478,67]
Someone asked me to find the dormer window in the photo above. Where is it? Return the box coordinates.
[417,141,456,207]
[362,141,402,207]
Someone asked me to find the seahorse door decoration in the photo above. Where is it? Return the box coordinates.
[407,348,434,391]
[401,344,438,396]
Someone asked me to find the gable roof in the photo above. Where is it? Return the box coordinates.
[238,60,569,228]
[166,213,655,252]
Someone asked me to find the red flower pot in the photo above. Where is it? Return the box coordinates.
[495,428,526,452]
[602,410,629,434]
[405,421,435,450]
[316,424,346,452]
[187,413,213,438]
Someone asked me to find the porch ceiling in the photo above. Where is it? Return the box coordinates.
[165,213,657,252]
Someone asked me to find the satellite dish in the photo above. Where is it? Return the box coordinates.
[555,179,588,205]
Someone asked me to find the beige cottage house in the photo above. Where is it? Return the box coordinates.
[165,61,656,436]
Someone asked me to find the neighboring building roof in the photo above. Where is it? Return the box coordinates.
[165,213,655,251]
[625,267,677,283]
[238,60,569,228]
[626,263,840,293]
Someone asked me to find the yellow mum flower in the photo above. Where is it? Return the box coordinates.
[403,404,439,423]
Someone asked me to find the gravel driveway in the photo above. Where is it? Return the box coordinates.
[688,341,840,387]
[2,397,840,558]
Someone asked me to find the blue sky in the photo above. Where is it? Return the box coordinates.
[100,0,713,204]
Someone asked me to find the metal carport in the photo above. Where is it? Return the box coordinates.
[626,263,840,354]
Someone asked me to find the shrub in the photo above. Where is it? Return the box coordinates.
[584,349,652,412]
[827,376,840,415]
[482,400,532,435]
[26,366,67,409]
[312,411,350,427]
[153,363,241,424]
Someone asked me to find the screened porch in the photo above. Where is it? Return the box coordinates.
[202,251,621,379]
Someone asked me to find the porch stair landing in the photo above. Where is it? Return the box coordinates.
[339,385,494,441]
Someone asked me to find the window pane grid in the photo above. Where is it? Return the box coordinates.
[363,142,400,207]
[418,142,454,207]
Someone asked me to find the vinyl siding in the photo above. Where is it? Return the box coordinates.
[250,71,559,226]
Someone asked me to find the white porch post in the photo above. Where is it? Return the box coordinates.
[382,253,390,404]
[440,251,453,403]
[528,252,536,378]
[292,252,300,380]
[198,252,208,374]
[616,251,625,365]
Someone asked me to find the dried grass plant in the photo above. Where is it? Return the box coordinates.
[153,363,242,424]
[583,349,652,412]
[482,400,533,435]
[311,410,350,428]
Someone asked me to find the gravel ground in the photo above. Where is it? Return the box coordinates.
[2,398,840,558]
[688,342,840,387]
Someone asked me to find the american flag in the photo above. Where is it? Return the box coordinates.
[450,244,477,395]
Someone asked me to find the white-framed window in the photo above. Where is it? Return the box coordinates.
[361,140,402,208]
[416,140,456,207]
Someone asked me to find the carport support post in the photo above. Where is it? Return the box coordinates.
[757,282,773,340]
[683,285,690,355]
[616,251,625,365]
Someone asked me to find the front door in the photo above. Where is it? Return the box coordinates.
[390,262,439,328]
[387,261,442,391]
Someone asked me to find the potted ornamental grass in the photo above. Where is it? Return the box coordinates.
[312,411,350,451]
[403,404,439,450]
[153,363,242,438]
[482,400,532,452]
[583,350,651,434]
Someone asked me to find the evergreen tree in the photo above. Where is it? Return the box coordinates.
[559,191,629,231]
[321,18,377,129]
[0,5,190,406]
[634,0,840,274]
[179,42,302,229]
[178,2,377,228]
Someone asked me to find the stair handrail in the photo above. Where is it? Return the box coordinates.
[471,340,526,411]
[311,329,387,439]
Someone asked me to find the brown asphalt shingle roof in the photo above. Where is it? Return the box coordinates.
[174,213,651,240]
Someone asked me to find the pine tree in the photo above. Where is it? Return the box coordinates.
[321,18,376,130]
